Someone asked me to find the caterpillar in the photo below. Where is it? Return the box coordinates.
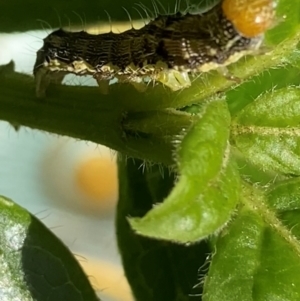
[33,0,276,98]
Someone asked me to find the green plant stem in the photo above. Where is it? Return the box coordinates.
[0,63,198,165]
[0,9,298,165]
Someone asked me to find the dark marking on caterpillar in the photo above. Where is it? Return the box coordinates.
[33,0,276,98]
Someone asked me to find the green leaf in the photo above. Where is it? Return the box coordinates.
[203,184,300,301]
[267,177,300,237]
[0,195,99,301]
[116,158,210,301]
[231,87,300,175]
[129,100,240,243]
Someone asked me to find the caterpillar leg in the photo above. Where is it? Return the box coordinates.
[130,81,148,92]
[156,70,191,91]
[34,46,67,98]
[217,66,241,84]
[95,77,110,94]
[34,68,66,98]
[116,75,148,92]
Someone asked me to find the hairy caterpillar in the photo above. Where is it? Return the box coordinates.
[34,0,276,98]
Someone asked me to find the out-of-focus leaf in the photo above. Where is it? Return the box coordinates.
[265,0,300,45]
[203,184,300,301]
[232,87,300,175]
[0,195,99,301]
[129,100,240,243]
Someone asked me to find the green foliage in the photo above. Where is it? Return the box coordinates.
[232,87,300,174]
[0,0,300,300]
[117,159,210,301]
[129,100,240,243]
[203,184,300,301]
[0,196,99,300]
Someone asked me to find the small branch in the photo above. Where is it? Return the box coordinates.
[0,63,197,165]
